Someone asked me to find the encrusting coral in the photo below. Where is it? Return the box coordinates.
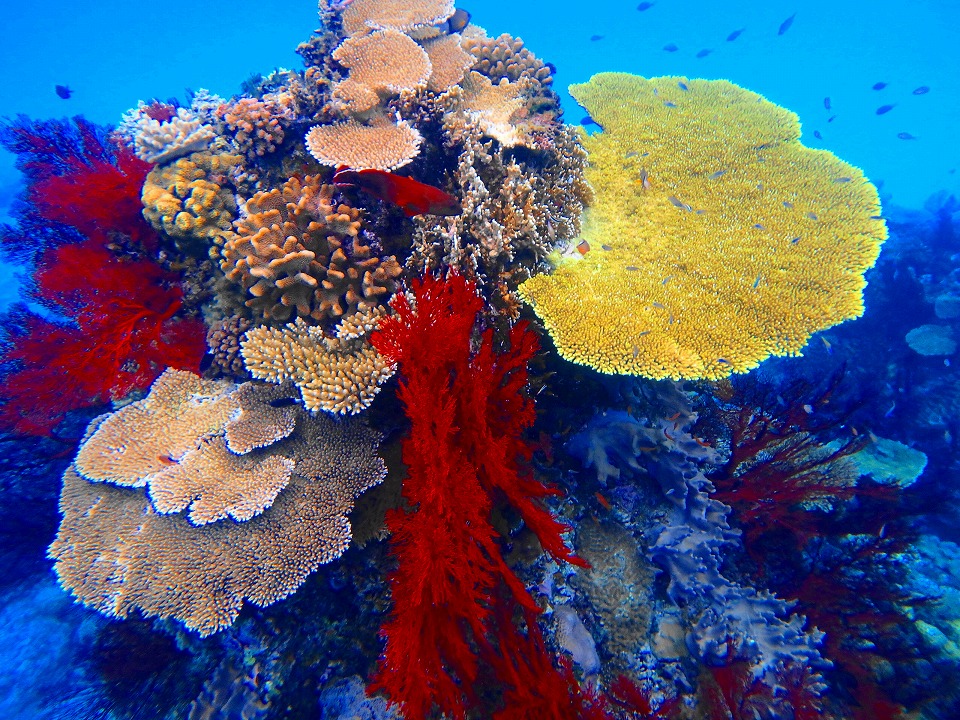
[240,308,394,416]
[220,174,402,323]
[51,368,387,636]
[141,150,241,245]
[519,73,887,380]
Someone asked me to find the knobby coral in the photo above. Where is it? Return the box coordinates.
[51,369,387,636]
[519,73,887,380]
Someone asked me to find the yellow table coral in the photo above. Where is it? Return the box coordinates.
[518,73,887,380]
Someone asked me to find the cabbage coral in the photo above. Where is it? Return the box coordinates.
[519,73,887,380]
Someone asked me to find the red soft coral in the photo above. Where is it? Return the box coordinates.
[370,273,586,720]
[0,240,205,435]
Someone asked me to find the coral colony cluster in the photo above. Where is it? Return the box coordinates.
[5,1,956,719]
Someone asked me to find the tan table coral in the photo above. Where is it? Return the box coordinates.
[519,73,887,380]
[341,0,455,35]
[50,369,387,636]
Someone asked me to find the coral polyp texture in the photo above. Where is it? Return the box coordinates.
[51,369,386,635]
[305,119,423,171]
[341,0,455,35]
[332,29,432,102]
[519,73,887,380]
[220,174,401,322]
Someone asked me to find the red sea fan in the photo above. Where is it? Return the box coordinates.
[369,273,586,720]
[0,241,206,435]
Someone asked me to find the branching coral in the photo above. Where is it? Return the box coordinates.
[51,369,387,635]
[240,310,393,415]
[220,174,401,322]
[215,98,288,161]
[124,107,216,165]
[519,73,887,380]
[141,151,241,245]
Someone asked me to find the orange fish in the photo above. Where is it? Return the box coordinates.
[595,492,612,511]
[333,166,462,217]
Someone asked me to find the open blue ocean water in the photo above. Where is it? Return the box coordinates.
[1,1,960,718]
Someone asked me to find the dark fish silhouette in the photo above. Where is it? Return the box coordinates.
[580,115,600,128]
[663,43,679,52]
[897,132,918,140]
[726,28,745,42]
[823,97,831,110]
[268,397,300,408]
[678,81,689,91]
[333,167,462,217]
[813,130,823,140]
[448,8,470,33]
[55,85,72,99]
[544,62,557,74]
[590,35,604,41]
[778,13,796,35]
[637,1,655,10]
[827,114,837,123]
[912,86,930,95]
[875,104,895,115]
[872,81,888,90]
[696,48,713,58]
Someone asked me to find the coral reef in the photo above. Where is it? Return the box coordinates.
[305,119,423,171]
[216,97,289,162]
[51,369,387,636]
[122,106,217,165]
[519,73,887,380]
[220,174,401,323]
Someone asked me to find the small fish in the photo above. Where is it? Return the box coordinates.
[678,81,689,91]
[813,130,823,140]
[726,28,745,42]
[821,336,833,354]
[637,1,655,10]
[897,132,918,140]
[717,358,731,364]
[696,48,713,58]
[778,12,796,35]
[694,209,707,215]
[708,170,726,180]
[872,81,888,90]
[632,345,640,358]
[884,401,896,418]
[55,84,72,99]
[576,240,591,255]
[790,236,801,244]
[601,244,613,251]
[580,114,600,127]
[806,212,818,220]
[637,330,651,337]
[663,43,679,52]
[783,200,794,208]
[753,274,762,288]
[448,8,471,33]
[827,114,837,123]
[833,176,852,183]
[158,454,178,466]
[668,313,674,324]
[912,85,930,95]
[802,403,814,414]
[667,195,685,208]
[753,223,765,230]
[590,34,604,41]
[823,97,831,110]
[663,100,677,108]
[639,168,651,189]
[875,104,896,115]
[625,265,639,271]
[652,302,667,309]
[625,151,638,158]
[662,275,673,284]
[595,492,613,511]
[851,426,859,436]
[269,397,300,408]
[333,167,462,217]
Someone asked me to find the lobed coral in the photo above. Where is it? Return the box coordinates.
[220,174,401,323]
[51,369,387,636]
[141,150,241,245]
[125,106,216,165]
[240,310,393,415]
[519,73,887,380]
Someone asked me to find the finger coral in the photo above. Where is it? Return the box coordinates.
[51,369,387,635]
[141,151,241,245]
[216,97,288,161]
[519,73,887,380]
[220,174,401,322]
[240,310,394,415]
[341,0,455,35]
[305,118,423,171]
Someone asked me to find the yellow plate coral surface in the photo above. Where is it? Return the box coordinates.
[519,72,887,380]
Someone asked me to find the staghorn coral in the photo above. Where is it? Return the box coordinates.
[332,29,431,114]
[341,0,454,35]
[220,174,401,323]
[125,107,216,165]
[423,33,474,92]
[51,369,387,635]
[519,73,887,380]
[216,97,288,161]
[305,118,423,171]
[240,311,394,415]
[141,151,241,245]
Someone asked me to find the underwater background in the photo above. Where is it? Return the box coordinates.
[1,0,960,718]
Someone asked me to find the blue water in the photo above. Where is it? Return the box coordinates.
[2,2,960,718]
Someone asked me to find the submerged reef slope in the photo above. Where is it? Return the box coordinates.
[520,73,887,380]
